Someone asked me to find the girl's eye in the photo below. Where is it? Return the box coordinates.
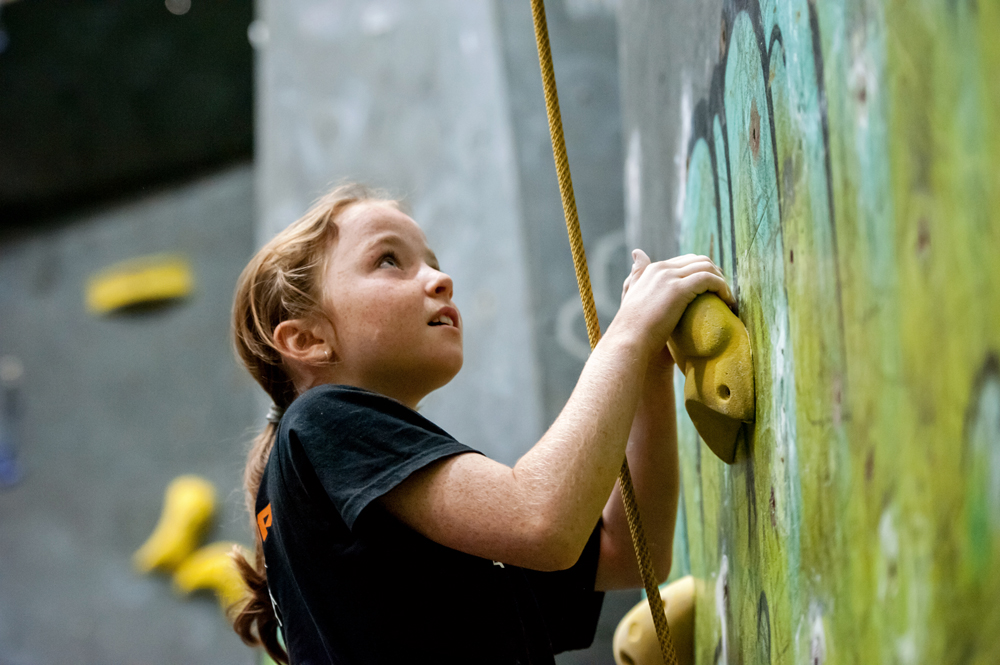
[378,253,400,268]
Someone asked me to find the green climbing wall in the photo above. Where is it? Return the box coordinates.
[669,0,1000,662]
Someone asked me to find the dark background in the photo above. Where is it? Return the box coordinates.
[0,0,253,229]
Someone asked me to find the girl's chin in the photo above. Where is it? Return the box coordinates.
[434,358,464,385]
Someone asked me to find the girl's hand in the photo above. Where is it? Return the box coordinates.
[611,250,735,359]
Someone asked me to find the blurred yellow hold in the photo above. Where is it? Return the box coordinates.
[613,575,695,665]
[174,541,249,609]
[133,475,216,573]
[86,254,192,314]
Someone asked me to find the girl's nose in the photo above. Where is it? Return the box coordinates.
[426,268,453,299]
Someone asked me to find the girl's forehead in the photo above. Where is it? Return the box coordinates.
[333,202,432,263]
[342,202,424,241]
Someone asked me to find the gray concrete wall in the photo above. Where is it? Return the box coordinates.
[0,166,259,664]
[496,0,630,428]
[617,0,724,261]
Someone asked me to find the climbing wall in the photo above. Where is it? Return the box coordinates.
[625,0,1000,662]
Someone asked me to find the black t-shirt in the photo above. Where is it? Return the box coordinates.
[256,384,605,664]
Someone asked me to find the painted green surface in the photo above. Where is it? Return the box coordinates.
[670,0,1000,662]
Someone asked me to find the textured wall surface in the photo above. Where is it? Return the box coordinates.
[622,0,1000,662]
[0,166,259,664]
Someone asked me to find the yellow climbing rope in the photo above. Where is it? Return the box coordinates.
[529,2,679,664]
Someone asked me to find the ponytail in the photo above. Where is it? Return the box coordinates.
[229,184,397,661]
[231,424,288,663]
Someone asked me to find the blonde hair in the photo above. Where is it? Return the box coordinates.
[229,183,396,662]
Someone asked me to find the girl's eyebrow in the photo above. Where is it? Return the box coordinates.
[426,251,440,271]
[365,233,407,253]
[365,233,440,270]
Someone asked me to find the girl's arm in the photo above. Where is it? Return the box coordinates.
[593,344,678,590]
[380,252,730,575]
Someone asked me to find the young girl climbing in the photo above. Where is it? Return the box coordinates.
[230,184,735,664]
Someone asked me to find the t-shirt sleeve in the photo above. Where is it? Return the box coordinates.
[284,385,478,530]
[523,520,606,653]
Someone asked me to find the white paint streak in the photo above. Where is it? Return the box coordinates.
[896,632,917,665]
[715,555,729,665]
[624,129,642,252]
[848,30,877,130]
[591,231,626,314]
[775,312,787,380]
[674,77,692,226]
[809,602,827,664]
[773,310,791,462]
[879,509,899,561]
[975,375,1000,522]
[877,508,899,601]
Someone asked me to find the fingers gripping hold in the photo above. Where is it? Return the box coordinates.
[677,270,735,309]
[616,250,736,354]
[622,249,652,300]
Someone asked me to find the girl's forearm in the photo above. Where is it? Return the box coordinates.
[510,325,652,568]
[596,358,678,589]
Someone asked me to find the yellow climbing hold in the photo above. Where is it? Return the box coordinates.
[133,475,216,573]
[613,575,696,665]
[668,293,756,464]
[173,541,249,609]
[86,254,192,314]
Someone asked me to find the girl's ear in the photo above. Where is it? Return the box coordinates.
[273,319,332,365]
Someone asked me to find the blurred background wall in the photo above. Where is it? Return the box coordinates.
[0,0,640,663]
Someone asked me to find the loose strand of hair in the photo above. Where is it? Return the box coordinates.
[231,542,289,663]
[231,423,289,663]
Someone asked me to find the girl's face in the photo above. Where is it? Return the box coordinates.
[319,202,463,407]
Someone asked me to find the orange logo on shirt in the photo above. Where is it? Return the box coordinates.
[257,503,273,543]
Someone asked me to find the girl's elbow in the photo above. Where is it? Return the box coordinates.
[531,547,579,572]
[532,534,583,572]
[525,516,588,572]
[654,546,674,585]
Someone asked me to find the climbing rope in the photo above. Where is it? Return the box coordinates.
[529,2,679,664]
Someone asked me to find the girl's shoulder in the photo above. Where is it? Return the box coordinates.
[283,383,449,438]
